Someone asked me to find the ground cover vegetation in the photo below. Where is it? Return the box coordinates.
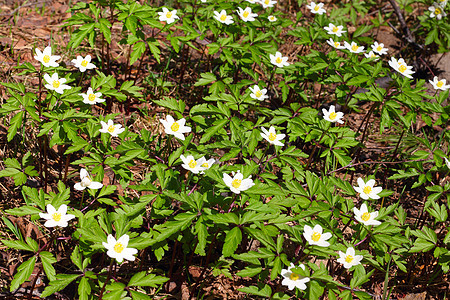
[0,0,449,299]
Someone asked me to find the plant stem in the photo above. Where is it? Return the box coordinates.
[98,259,115,299]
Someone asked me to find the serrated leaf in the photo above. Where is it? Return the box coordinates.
[40,251,57,281]
[41,274,80,298]
[10,256,36,292]
[222,226,242,257]
[128,271,169,287]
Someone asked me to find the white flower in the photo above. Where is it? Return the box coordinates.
[388,57,414,79]
[344,41,365,53]
[324,23,346,37]
[180,155,205,174]
[371,42,388,55]
[74,168,103,191]
[237,7,258,22]
[260,0,277,8]
[322,105,344,124]
[213,10,234,25]
[71,55,96,72]
[353,203,381,226]
[438,0,448,7]
[303,224,332,247]
[39,204,75,228]
[197,157,215,173]
[429,3,447,19]
[337,247,363,269]
[159,115,191,140]
[306,2,326,15]
[99,119,126,137]
[270,51,289,67]
[353,178,382,200]
[444,157,450,168]
[249,85,269,101]
[246,0,259,3]
[326,38,346,49]
[268,15,277,22]
[43,73,71,94]
[158,7,180,24]
[102,234,138,263]
[260,126,285,146]
[79,87,104,105]
[223,171,255,194]
[364,51,380,60]
[429,76,450,91]
[281,263,310,290]
[34,46,60,68]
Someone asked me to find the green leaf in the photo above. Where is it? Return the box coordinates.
[223,227,242,257]
[10,256,37,292]
[236,266,262,277]
[128,271,169,287]
[194,72,217,86]
[40,251,57,281]
[78,276,91,300]
[409,238,435,253]
[7,111,24,142]
[130,41,146,65]
[239,284,272,297]
[1,239,35,252]
[98,18,112,44]
[5,206,42,216]
[41,274,80,298]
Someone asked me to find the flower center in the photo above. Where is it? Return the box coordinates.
[243,11,249,18]
[377,46,383,51]
[81,176,92,187]
[52,80,60,88]
[268,132,277,141]
[52,212,62,222]
[276,57,282,64]
[81,60,88,67]
[108,125,115,133]
[171,122,180,132]
[43,55,50,63]
[311,231,321,242]
[334,42,340,47]
[435,7,442,15]
[232,179,242,188]
[289,273,300,280]
[166,12,172,18]
[255,90,262,98]
[88,93,96,101]
[363,186,372,194]
[188,160,197,169]
[314,5,320,11]
[351,44,359,51]
[437,81,444,88]
[202,163,209,168]
[264,0,269,4]
[361,212,371,221]
[220,14,227,21]
[332,26,338,32]
[114,242,124,253]
[329,112,337,120]
[345,255,354,263]
[398,64,407,73]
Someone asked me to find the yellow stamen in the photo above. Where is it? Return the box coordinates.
[166,12,172,18]
[351,44,359,51]
[332,26,338,32]
[52,212,61,222]
[437,81,444,88]
[108,125,115,133]
[363,186,372,194]
[88,93,96,101]
[243,11,249,18]
[334,42,340,47]
[114,242,124,253]
[377,46,382,51]
[81,60,88,67]
[188,160,197,169]
[361,212,371,222]
[398,65,407,73]
[52,80,60,88]
[289,273,300,280]
[264,0,270,4]
[329,112,337,120]
[268,132,277,141]
[255,90,262,98]
[314,5,320,11]
[43,55,50,63]
[345,255,354,263]
[202,163,209,168]
[435,7,442,15]
[311,232,321,242]
[276,57,282,64]
[232,179,241,188]
[220,14,227,21]
[171,122,180,132]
